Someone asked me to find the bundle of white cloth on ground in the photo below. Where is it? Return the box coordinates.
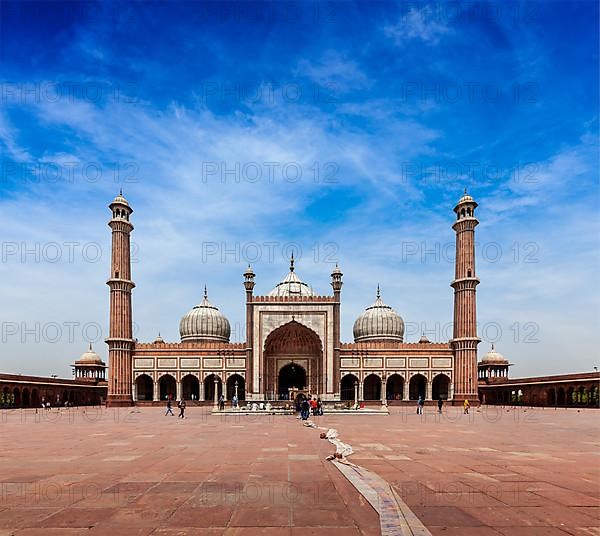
[325,428,354,457]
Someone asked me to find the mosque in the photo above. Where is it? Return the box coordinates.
[105,192,482,406]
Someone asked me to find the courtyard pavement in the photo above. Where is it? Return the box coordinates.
[0,405,598,535]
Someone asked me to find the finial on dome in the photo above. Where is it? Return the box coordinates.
[88,342,93,351]
[119,188,123,196]
[491,343,495,350]
[204,285,208,299]
[290,252,295,272]
[376,284,381,299]
[464,187,467,195]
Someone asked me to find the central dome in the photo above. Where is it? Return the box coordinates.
[179,287,231,342]
[267,256,316,297]
[353,287,404,343]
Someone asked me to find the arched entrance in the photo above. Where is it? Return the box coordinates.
[31,389,39,407]
[263,320,323,400]
[557,387,566,405]
[386,374,404,401]
[136,375,154,401]
[432,374,450,400]
[547,388,556,405]
[22,388,30,407]
[159,374,176,401]
[182,374,200,400]
[226,374,246,401]
[204,374,222,401]
[278,363,306,399]
[363,374,381,400]
[340,374,358,401]
[409,374,426,400]
[13,388,21,407]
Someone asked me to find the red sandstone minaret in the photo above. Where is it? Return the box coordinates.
[106,191,135,407]
[330,264,343,393]
[451,190,481,404]
[243,265,255,395]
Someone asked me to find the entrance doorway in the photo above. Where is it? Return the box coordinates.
[263,320,323,399]
[409,374,426,400]
[278,363,306,400]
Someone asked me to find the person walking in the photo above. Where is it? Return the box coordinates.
[463,399,470,414]
[178,399,186,418]
[438,397,443,414]
[232,394,238,409]
[310,398,317,417]
[300,398,310,420]
[165,398,174,416]
[417,396,424,415]
[317,397,323,416]
[218,394,225,411]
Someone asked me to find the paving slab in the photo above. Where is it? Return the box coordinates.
[0,406,598,535]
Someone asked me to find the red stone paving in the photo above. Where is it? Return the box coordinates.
[0,405,598,535]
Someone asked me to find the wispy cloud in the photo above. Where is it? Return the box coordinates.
[384,6,451,46]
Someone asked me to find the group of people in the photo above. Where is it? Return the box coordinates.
[300,397,323,420]
[416,397,470,414]
[165,398,186,418]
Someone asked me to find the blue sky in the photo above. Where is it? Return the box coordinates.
[0,0,598,378]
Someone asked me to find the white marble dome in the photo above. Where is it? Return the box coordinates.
[76,344,104,364]
[267,256,316,297]
[480,344,508,364]
[179,288,231,343]
[353,287,404,343]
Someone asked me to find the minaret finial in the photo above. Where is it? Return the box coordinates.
[376,284,380,299]
[491,343,495,350]
[89,342,93,351]
[119,188,123,196]
[204,285,208,299]
[464,187,467,195]
[290,252,295,272]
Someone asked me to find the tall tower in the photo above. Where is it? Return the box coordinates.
[106,192,135,407]
[243,265,255,396]
[451,190,481,404]
[330,264,343,394]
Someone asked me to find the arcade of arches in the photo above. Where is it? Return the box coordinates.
[134,373,247,402]
[478,373,600,407]
[0,373,106,408]
[339,372,451,403]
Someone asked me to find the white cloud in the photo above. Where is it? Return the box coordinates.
[384,7,450,46]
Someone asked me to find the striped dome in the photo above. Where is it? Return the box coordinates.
[179,287,231,343]
[353,287,404,343]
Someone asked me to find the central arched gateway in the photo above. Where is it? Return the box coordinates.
[263,320,323,400]
[278,363,307,399]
